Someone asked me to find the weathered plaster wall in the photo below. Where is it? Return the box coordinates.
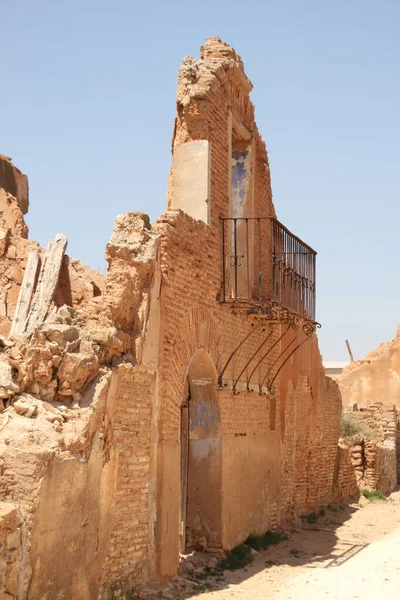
[28,435,117,600]
[0,502,28,600]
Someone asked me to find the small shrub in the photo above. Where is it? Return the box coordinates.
[109,581,138,600]
[245,530,288,551]
[319,507,326,517]
[265,559,280,567]
[341,413,373,438]
[362,489,387,502]
[218,544,253,571]
[194,582,213,594]
[289,549,301,558]
[301,512,318,524]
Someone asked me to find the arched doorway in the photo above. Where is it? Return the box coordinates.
[180,351,222,552]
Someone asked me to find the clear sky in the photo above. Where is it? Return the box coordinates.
[1,0,399,361]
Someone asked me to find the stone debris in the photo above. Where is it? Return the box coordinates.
[0,355,20,399]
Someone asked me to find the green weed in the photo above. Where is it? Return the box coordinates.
[218,544,253,571]
[245,530,288,551]
[362,489,387,502]
[301,512,318,524]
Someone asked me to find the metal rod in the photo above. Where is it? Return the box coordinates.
[221,218,226,303]
[234,218,238,301]
[246,218,250,300]
[246,324,291,390]
[258,218,262,302]
[218,317,269,385]
[233,327,276,392]
[268,336,312,391]
[258,334,299,392]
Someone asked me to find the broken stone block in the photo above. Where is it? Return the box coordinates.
[0,356,20,399]
[57,351,99,396]
[0,226,9,257]
[6,529,20,550]
[38,323,80,350]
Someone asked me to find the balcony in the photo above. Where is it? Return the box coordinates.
[219,217,317,322]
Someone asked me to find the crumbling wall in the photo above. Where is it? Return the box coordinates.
[0,156,106,338]
[0,502,28,600]
[332,442,359,503]
[336,403,398,495]
[0,177,160,598]
[339,324,400,409]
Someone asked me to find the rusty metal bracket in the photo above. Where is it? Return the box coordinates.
[258,334,300,394]
[246,324,291,391]
[218,316,270,386]
[267,336,312,393]
[232,325,277,393]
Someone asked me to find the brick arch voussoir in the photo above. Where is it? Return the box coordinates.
[162,308,221,427]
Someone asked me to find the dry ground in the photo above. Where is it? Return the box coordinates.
[181,490,400,600]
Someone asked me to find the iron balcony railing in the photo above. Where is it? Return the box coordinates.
[220,217,316,321]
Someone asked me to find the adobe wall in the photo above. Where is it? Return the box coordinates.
[0,180,161,598]
[339,325,400,409]
[338,326,400,493]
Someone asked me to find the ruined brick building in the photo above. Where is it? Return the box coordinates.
[0,38,344,599]
[337,326,400,495]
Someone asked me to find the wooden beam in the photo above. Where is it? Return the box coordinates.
[23,234,68,336]
[345,339,354,362]
[10,250,40,337]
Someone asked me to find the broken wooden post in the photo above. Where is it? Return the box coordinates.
[345,339,354,362]
[10,249,40,337]
[23,234,67,336]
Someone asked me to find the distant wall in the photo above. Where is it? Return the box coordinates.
[339,328,400,409]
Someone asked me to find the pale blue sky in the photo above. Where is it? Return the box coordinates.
[1,0,399,361]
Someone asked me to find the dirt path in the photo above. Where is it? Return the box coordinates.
[183,491,400,600]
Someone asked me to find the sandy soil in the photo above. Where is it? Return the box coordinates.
[184,490,400,600]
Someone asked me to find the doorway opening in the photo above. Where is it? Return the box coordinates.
[180,351,222,552]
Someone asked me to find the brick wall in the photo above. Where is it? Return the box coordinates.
[102,366,155,589]
[153,38,344,576]
[336,403,398,495]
